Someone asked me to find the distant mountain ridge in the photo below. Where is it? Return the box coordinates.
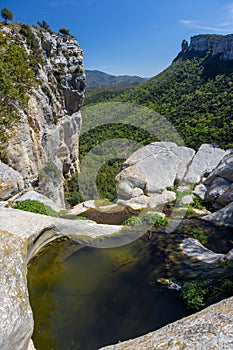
[114,33,233,149]
[85,70,148,88]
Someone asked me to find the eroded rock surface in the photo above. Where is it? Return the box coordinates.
[100,297,233,350]
[2,24,86,207]
[0,161,24,200]
[0,207,123,350]
[0,230,34,350]
[116,142,227,210]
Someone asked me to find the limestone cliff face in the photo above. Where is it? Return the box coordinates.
[3,25,86,207]
[177,34,233,61]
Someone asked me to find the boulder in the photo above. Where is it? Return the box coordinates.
[0,161,24,200]
[117,181,133,199]
[180,238,225,263]
[206,177,231,204]
[205,150,233,185]
[117,191,176,210]
[215,184,233,207]
[183,144,226,184]
[203,202,233,227]
[192,184,208,200]
[226,249,233,261]
[116,142,195,199]
[181,195,194,205]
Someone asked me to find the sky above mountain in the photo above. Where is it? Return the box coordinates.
[4,0,233,76]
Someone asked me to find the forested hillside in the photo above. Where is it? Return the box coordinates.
[115,47,233,149]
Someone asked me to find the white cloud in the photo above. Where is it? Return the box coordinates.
[178,19,194,26]
[178,18,231,33]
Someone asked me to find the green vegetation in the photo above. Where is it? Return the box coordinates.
[65,172,84,206]
[122,213,168,227]
[13,199,59,217]
[0,30,34,151]
[122,216,142,227]
[181,280,209,310]
[76,216,87,220]
[192,196,206,210]
[59,27,70,36]
[37,20,50,30]
[115,53,233,149]
[188,227,208,245]
[96,159,124,201]
[19,24,44,68]
[1,8,13,22]
[142,212,168,227]
[181,278,233,311]
[84,85,135,105]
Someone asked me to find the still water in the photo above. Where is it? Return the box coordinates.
[27,219,233,350]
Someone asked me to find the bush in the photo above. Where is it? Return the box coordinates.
[65,172,84,206]
[13,199,58,217]
[181,280,209,310]
[188,228,208,245]
[192,196,206,210]
[142,212,168,227]
[122,216,142,227]
[59,27,70,36]
[37,20,50,31]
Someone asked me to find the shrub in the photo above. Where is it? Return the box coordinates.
[0,32,34,145]
[65,172,84,206]
[59,27,70,36]
[181,280,209,310]
[216,279,233,293]
[142,212,168,227]
[42,85,53,104]
[13,199,58,217]
[188,228,208,245]
[122,216,142,227]
[192,196,206,210]
[37,20,50,31]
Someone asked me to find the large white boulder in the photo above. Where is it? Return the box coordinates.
[183,144,226,184]
[116,142,195,199]
[0,161,24,200]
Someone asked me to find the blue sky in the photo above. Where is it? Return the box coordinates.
[3,0,233,76]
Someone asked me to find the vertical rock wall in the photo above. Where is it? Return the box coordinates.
[4,25,86,207]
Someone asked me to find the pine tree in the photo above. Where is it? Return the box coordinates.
[1,8,13,22]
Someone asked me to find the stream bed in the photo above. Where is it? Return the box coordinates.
[27,218,233,350]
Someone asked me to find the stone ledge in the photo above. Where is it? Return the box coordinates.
[100,297,233,350]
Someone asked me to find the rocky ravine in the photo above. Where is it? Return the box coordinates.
[0,141,233,349]
[1,24,85,207]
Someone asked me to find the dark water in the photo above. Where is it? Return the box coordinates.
[27,219,233,350]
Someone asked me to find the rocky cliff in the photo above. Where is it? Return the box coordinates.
[177,34,233,61]
[0,23,85,207]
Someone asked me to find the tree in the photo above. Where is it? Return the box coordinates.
[59,27,70,36]
[1,8,13,22]
[37,20,50,30]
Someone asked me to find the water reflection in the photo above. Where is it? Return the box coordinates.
[27,219,233,350]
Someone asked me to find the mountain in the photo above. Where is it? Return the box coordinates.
[85,69,148,88]
[115,34,233,150]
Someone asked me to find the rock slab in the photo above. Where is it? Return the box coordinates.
[100,297,233,350]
